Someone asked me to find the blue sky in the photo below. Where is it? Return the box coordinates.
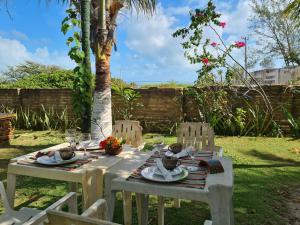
[0,0,272,84]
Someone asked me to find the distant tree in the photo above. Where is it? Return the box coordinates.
[1,61,61,81]
[259,57,275,69]
[250,0,300,66]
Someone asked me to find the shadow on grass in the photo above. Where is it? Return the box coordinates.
[246,149,300,164]
[2,144,57,151]
[234,163,300,169]
[15,194,45,210]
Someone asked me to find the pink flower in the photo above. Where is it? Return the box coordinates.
[201,58,209,65]
[219,21,226,28]
[235,41,246,48]
[211,42,218,47]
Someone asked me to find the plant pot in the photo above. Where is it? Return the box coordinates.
[105,146,123,156]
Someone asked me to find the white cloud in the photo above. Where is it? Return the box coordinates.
[117,5,197,82]
[0,36,74,73]
[165,6,191,16]
[0,36,31,71]
[11,30,29,41]
[220,0,253,36]
[34,47,49,58]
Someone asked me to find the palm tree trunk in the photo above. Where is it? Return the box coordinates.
[91,52,112,139]
[80,0,93,133]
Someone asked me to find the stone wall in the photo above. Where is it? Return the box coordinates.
[1,85,300,133]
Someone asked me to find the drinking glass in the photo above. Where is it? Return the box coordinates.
[79,133,91,155]
[65,129,77,147]
[186,144,199,172]
[153,135,165,152]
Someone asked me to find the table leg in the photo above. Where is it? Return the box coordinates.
[123,191,132,225]
[208,186,234,225]
[136,193,149,225]
[82,168,103,210]
[68,182,78,193]
[158,196,164,225]
[6,173,16,208]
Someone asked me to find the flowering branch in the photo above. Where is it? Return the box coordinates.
[173,0,273,114]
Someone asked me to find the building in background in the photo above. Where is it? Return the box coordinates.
[233,66,300,85]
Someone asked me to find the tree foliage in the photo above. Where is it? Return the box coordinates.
[0,61,62,81]
[250,0,300,66]
[0,70,75,88]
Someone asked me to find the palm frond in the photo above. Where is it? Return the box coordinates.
[123,0,157,15]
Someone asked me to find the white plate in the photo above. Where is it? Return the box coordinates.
[36,153,79,165]
[154,166,183,176]
[141,166,188,183]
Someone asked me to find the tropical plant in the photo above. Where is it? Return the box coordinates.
[59,0,156,140]
[112,85,143,120]
[0,104,78,130]
[173,0,273,115]
[282,106,300,137]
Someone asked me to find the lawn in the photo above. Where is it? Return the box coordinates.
[0,130,299,225]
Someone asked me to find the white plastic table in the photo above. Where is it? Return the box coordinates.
[6,143,137,210]
[107,151,234,225]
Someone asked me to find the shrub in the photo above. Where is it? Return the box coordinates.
[0,104,79,131]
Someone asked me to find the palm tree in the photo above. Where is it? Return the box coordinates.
[54,0,156,138]
[90,0,156,139]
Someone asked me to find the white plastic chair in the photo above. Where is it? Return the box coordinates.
[177,122,223,156]
[0,181,77,225]
[112,120,144,149]
[44,199,120,225]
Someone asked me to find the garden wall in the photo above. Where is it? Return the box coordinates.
[0,85,299,133]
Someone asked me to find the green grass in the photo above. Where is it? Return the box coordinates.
[0,131,300,225]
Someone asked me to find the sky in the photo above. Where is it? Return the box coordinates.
[0,0,279,85]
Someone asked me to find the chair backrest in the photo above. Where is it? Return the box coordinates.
[45,210,120,225]
[177,122,215,150]
[112,120,143,147]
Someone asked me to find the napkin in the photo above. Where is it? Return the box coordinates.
[155,159,172,181]
[53,151,63,163]
[173,146,195,158]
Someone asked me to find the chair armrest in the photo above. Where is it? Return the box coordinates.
[214,146,224,157]
[81,199,108,220]
[23,192,77,225]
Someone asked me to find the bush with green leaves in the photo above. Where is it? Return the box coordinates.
[0,70,75,88]
[0,104,78,131]
[112,84,143,120]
